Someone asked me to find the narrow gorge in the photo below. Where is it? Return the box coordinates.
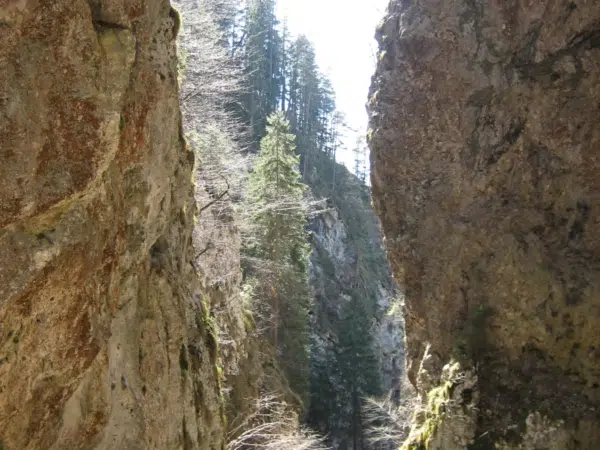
[3,0,600,450]
[1,0,400,449]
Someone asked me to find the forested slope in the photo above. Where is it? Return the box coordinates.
[176,0,404,448]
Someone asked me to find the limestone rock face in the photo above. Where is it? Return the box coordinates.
[369,0,600,447]
[0,1,224,449]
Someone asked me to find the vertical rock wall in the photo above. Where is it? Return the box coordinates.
[0,1,224,449]
[369,1,600,448]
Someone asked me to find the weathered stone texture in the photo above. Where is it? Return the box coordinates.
[0,1,224,449]
[369,0,600,447]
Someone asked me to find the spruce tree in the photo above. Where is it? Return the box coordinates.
[244,0,282,143]
[246,112,312,402]
[338,294,383,444]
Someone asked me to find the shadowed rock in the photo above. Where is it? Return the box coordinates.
[369,1,600,448]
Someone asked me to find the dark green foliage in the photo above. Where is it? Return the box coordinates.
[231,3,395,446]
[338,295,382,399]
[306,153,393,448]
[243,113,312,403]
[247,113,308,261]
[284,36,339,180]
[237,2,338,158]
[242,0,282,142]
[338,295,383,444]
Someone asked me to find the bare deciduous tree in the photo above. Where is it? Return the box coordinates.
[227,393,329,450]
[363,376,418,449]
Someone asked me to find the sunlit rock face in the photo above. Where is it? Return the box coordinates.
[369,1,600,448]
[0,1,225,449]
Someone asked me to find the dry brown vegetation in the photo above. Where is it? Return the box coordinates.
[227,393,328,450]
[363,376,418,448]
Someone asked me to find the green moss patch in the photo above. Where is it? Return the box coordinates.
[402,362,462,450]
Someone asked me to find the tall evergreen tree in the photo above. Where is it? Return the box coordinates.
[338,294,383,447]
[290,36,320,177]
[353,136,368,184]
[248,113,307,262]
[244,0,282,142]
[246,112,312,401]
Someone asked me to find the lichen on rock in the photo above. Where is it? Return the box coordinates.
[402,360,477,450]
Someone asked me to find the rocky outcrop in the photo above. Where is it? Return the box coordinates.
[310,207,402,397]
[369,1,600,448]
[0,1,225,449]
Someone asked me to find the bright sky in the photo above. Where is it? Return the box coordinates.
[276,0,389,172]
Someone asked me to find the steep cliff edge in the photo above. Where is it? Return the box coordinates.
[0,1,225,449]
[369,1,600,448]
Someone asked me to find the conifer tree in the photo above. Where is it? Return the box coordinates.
[353,136,368,184]
[337,294,383,447]
[248,113,307,260]
[244,0,282,142]
[246,112,312,401]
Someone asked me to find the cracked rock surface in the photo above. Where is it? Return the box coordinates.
[369,1,600,448]
[0,1,224,449]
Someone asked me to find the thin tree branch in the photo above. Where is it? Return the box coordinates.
[199,173,231,213]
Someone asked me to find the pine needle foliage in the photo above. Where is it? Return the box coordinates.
[244,112,312,405]
[247,112,308,264]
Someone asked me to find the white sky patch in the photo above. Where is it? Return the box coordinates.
[276,0,389,173]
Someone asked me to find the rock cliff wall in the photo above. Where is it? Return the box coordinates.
[0,1,225,449]
[369,1,600,448]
